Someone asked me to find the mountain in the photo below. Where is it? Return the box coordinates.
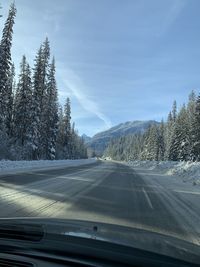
[82,134,92,143]
[87,120,159,156]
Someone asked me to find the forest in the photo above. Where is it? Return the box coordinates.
[105,90,200,162]
[0,3,87,160]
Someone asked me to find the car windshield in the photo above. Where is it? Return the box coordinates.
[0,0,200,264]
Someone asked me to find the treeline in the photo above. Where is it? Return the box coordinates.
[0,3,87,160]
[105,90,200,162]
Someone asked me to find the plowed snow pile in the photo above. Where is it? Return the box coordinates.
[0,159,96,175]
[128,161,200,185]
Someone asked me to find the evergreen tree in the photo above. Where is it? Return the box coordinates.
[31,39,50,159]
[142,124,159,160]
[40,38,51,158]
[0,3,86,160]
[56,105,65,159]
[55,101,87,160]
[29,46,43,159]
[5,62,15,136]
[0,4,2,18]
[190,95,200,161]
[45,57,58,159]
[0,3,16,128]
[105,93,200,163]
[13,56,32,152]
[63,97,72,158]
[170,105,189,161]
[187,90,196,160]
[0,123,10,159]
[166,103,177,160]
[158,119,165,161]
[172,100,177,122]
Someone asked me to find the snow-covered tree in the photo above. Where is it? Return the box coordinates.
[172,100,177,122]
[158,119,165,161]
[5,62,15,136]
[0,3,16,129]
[187,90,197,160]
[0,123,10,159]
[169,105,190,161]
[13,56,32,151]
[0,3,87,160]
[190,95,200,161]
[30,39,50,159]
[62,97,72,158]
[0,4,2,18]
[165,105,176,160]
[55,100,87,160]
[104,93,200,163]
[142,124,159,160]
[71,123,87,159]
[28,46,43,159]
[45,57,58,159]
[55,105,65,159]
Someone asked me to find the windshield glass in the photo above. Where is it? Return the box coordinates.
[0,0,200,264]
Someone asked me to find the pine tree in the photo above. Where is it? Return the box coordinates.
[28,47,42,159]
[45,57,58,159]
[172,100,177,122]
[0,4,2,18]
[167,102,177,160]
[5,62,15,136]
[166,104,177,160]
[55,101,87,159]
[187,90,196,160]
[62,98,72,158]
[0,3,86,160]
[170,105,189,161]
[71,122,78,159]
[56,105,65,159]
[13,56,32,151]
[0,123,10,159]
[190,95,200,161]
[158,119,165,161]
[31,39,50,159]
[188,90,196,117]
[104,93,200,163]
[0,3,16,128]
[40,38,51,158]
[141,124,159,160]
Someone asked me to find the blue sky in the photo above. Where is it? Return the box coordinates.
[1,0,200,136]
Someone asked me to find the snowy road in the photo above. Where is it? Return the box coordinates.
[0,160,200,245]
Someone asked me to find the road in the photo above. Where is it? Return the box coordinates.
[0,160,200,245]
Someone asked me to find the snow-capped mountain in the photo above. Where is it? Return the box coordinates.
[87,120,159,155]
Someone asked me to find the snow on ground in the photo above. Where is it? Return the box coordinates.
[127,160,200,186]
[0,158,97,175]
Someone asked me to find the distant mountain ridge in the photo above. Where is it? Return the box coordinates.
[82,134,92,143]
[86,120,159,156]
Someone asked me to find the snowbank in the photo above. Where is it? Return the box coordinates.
[127,160,200,185]
[0,158,97,175]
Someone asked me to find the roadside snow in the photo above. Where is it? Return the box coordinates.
[127,160,200,186]
[0,159,97,175]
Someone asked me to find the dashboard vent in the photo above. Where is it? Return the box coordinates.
[0,223,44,241]
[0,258,33,267]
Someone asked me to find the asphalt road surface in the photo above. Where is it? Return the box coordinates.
[0,160,200,245]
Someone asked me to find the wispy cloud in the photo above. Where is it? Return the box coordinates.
[57,67,112,129]
[43,10,60,33]
[159,0,187,34]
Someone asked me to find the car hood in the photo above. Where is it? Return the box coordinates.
[0,217,199,264]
